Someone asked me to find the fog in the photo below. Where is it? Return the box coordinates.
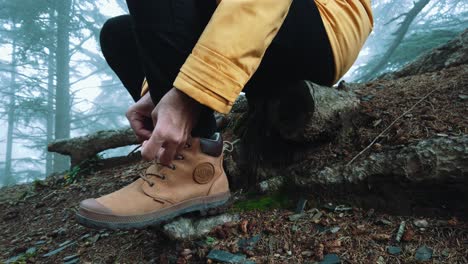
[0,0,466,186]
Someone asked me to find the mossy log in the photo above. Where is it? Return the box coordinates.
[48,128,138,167]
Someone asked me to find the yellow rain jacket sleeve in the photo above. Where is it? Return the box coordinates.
[141,0,373,114]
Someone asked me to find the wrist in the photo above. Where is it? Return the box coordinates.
[172,87,201,109]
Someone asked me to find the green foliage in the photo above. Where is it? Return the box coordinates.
[232,193,292,212]
[63,154,103,184]
[32,178,47,190]
[205,236,217,246]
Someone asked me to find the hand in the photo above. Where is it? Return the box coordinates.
[141,88,202,165]
[126,92,155,142]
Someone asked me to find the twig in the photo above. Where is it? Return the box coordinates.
[346,88,438,166]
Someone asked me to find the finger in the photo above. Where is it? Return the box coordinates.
[141,131,163,161]
[158,142,178,166]
[128,113,153,141]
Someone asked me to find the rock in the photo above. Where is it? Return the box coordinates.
[415,245,433,261]
[302,250,313,257]
[180,249,192,257]
[206,249,254,264]
[288,214,304,221]
[258,176,285,194]
[414,219,429,228]
[26,247,37,255]
[238,234,262,251]
[162,214,239,240]
[376,218,392,226]
[376,256,386,264]
[320,254,341,264]
[330,227,341,234]
[387,246,402,255]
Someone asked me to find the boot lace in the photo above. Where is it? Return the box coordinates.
[134,142,192,187]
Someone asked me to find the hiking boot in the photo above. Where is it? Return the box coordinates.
[76,133,230,230]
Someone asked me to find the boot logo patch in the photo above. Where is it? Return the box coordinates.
[193,163,215,184]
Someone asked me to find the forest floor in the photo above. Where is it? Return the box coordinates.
[0,65,467,263]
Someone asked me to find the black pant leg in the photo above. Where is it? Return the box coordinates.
[244,0,335,99]
[100,15,145,102]
[124,0,217,138]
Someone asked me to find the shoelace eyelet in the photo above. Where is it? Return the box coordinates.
[171,164,176,170]
[176,154,184,160]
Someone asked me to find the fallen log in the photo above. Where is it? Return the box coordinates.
[267,80,360,142]
[292,135,468,186]
[48,128,138,167]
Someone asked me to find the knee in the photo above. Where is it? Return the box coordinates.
[100,15,133,51]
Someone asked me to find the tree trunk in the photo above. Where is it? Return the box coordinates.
[54,0,72,172]
[3,41,17,186]
[46,38,55,176]
[359,0,431,81]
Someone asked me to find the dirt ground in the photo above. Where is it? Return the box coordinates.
[1,65,467,263]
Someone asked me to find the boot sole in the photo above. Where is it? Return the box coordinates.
[75,192,231,230]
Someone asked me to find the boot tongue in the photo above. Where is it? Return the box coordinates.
[199,132,223,157]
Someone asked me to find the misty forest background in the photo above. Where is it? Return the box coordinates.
[0,0,466,187]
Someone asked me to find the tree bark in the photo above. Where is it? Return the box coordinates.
[46,12,56,176]
[48,127,138,167]
[54,0,72,172]
[292,135,468,187]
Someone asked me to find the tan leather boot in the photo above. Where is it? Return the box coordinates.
[76,133,230,230]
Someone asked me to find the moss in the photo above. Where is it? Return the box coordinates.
[232,193,292,212]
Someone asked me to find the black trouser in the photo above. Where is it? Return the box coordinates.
[100,0,335,138]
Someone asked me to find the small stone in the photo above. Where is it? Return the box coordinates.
[26,247,37,255]
[320,254,340,264]
[162,214,239,240]
[274,253,280,258]
[330,227,340,234]
[387,246,402,255]
[180,249,192,257]
[206,249,247,263]
[458,94,468,100]
[415,245,433,261]
[301,250,313,257]
[376,256,386,264]
[238,234,262,251]
[288,214,304,221]
[414,219,429,228]
[376,218,392,226]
